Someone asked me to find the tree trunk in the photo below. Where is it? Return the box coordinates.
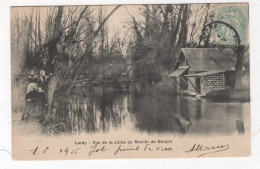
[35,9,38,54]
[234,45,245,89]
[44,76,58,122]
[177,4,189,48]
[38,8,42,47]
[171,5,183,47]
[144,5,150,38]
[44,7,64,122]
[198,4,210,47]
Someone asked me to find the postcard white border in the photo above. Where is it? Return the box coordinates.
[1,0,260,168]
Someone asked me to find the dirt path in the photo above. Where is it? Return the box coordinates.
[12,112,43,136]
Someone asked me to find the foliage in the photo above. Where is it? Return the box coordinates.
[126,4,212,85]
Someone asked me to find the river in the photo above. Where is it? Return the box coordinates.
[41,84,249,136]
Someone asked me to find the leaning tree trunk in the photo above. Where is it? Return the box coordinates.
[45,76,58,122]
[234,45,245,89]
[44,7,63,122]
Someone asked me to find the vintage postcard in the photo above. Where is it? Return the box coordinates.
[11,3,250,160]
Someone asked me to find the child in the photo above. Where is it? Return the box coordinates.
[39,70,49,86]
[21,86,37,121]
[27,70,39,93]
[35,87,47,122]
[38,69,50,100]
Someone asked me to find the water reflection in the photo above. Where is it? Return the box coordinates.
[53,85,246,135]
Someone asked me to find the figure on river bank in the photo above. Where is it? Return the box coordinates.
[38,69,51,100]
[22,69,52,121]
[35,87,47,122]
[26,70,38,93]
[21,86,37,121]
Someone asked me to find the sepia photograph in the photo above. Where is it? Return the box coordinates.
[10,3,250,160]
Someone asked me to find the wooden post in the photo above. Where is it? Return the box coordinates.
[234,45,244,89]
[187,77,196,90]
[172,77,181,87]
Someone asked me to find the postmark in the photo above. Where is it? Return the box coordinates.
[214,5,248,45]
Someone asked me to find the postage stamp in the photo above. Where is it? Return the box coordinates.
[215,4,248,45]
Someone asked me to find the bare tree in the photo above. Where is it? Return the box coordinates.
[11,5,122,122]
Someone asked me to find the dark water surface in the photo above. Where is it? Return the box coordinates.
[51,85,249,135]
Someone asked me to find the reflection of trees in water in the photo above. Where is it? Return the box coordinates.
[132,94,204,134]
[52,86,244,135]
[54,90,134,134]
[133,94,185,134]
[195,100,202,121]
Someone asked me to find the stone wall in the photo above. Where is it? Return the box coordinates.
[201,73,225,93]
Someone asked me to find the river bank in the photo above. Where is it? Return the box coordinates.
[11,76,250,136]
[204,89,250,102]
[12,85,250,136]
[132,78,250,102]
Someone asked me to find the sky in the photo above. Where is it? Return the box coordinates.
[11,5,140,43]
[10,3,249,52]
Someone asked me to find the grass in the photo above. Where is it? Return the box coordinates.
[205,74,250,102]
[205,88,250,102]
[134,76,177,96]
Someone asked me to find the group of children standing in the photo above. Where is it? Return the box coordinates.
[21,69,52,121]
